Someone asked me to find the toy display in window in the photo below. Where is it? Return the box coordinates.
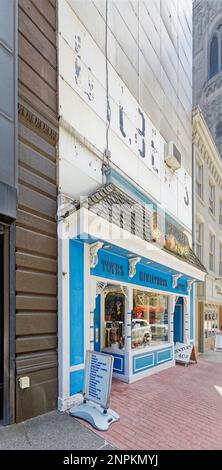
[104,292,125,350]
[131,319,152,349]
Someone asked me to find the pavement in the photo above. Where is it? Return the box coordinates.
[0,411,116,450]
[0,350,222,450]
[81,351,222,450]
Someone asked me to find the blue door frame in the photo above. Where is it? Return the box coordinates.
[174,297,184,343]
[94,295,101,352]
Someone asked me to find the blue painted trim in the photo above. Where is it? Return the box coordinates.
[156,347,172,364]
[91,249,188,295]
[69,240,84,367]
[70,369,84,395]
[103,352,125,374]
[133,346,173,374]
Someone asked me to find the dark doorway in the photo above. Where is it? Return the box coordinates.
[174,297,184,343]
[0,234,3,420]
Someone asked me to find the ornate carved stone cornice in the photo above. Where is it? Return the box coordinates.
[18,103,57,145]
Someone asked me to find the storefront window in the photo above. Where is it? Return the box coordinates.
[104,291,125,351]
[204,311,218,338]
[132,289,168,349]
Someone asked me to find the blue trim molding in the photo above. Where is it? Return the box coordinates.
[103,352,125,374]
[133,347,173,374]
[69,240,84,366]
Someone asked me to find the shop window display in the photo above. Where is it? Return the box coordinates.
[204,311,218,338]
[104,291,125,351]
[132,289,168,349]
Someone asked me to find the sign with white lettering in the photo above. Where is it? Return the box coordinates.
[174,342,197,365]
[84,350,114,409]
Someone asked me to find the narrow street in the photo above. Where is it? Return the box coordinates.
[81,353,222,450]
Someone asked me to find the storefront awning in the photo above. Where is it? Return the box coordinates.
[62,183,206,282]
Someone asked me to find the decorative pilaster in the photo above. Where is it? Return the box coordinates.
[184,296,190,344]
[168,295,179,343]
[89,280,107,351]
[124,286,133,352]
[89,280,97,350]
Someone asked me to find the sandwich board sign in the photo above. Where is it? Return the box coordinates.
[174,342,197,366]
[70,351,120,431]
[84,350,113,409]
[215,332,222,351]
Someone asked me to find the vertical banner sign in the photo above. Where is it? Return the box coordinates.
[84,350,114,409]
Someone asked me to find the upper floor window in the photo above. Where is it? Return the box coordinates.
[216,121,222,139]
[196,161,203,199]
[209,181,215,215]
[219,199,222,226]
[196,220,203,261]
[209,232,215,272]
[209,34,219,78]
[208,24,222,79]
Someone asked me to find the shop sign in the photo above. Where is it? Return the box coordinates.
[91,250,188,295]
[174,342,197,365]
[84,350,114,409]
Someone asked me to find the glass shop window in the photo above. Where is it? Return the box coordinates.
[104,292,125,352]
[132,289,168,349]
[204,311,218,338]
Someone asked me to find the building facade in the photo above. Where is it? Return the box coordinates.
[15,0,58,423]
[0,0,17,425]
[57,0,205,411]
[193,0,222,158]
[193,107,222,352]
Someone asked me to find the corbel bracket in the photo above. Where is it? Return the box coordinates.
[172,273,182,288]
[90,241,104,268]
[129,256,141,278]
[120,285,129,298]
[187,279,195,292]
[96,281,107,296]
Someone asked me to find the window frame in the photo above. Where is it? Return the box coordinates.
[209,232,215,272]
[196,161,203,199]
[209,180,215,216]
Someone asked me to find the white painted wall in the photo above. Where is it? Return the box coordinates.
[58,0,192,232]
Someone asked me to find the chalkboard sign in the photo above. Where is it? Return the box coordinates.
[84,350,114,409]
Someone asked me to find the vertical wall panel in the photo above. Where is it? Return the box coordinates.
[16,0,58,423]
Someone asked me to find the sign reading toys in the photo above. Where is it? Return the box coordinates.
[174,342,197,366]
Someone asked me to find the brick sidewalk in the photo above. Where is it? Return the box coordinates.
[81,357,222,450]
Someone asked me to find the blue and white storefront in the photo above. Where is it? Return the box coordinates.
[58,182,206,411]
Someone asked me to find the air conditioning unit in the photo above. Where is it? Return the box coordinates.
[164,142,181,171]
